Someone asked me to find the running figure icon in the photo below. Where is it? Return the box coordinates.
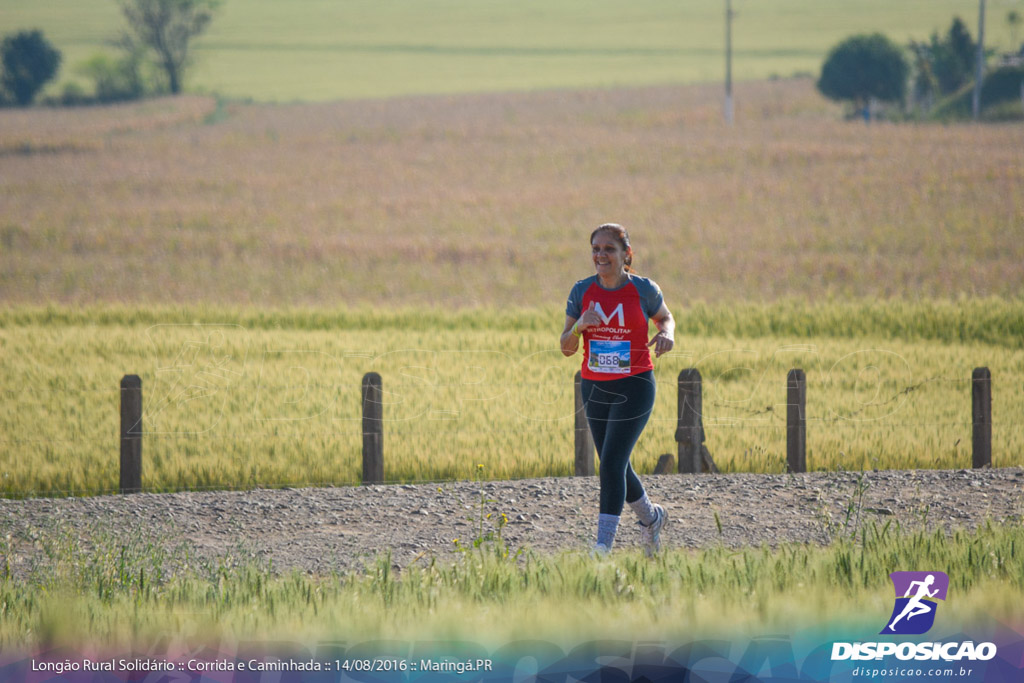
[888,574,939,631]
[882,570,949,635]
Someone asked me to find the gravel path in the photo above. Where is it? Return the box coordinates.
[2,469,1022,578]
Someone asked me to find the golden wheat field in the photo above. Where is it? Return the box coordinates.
[0,302,1021,497]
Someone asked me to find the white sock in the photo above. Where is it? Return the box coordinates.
[597,514,619,548]
[629,492,657,526]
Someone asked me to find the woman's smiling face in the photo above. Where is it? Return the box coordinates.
[591,230,627,279]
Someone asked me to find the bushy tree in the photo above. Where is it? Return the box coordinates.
[1009,10,1022,50]
[933,17,976,94]
[929,65,1024,121]
[78,44,148,103]
[119,0,220,95]
[909,17,978,110]
[817,34,909,114]
[1,30,62,106]
[946,17,976,69]
[980,65,1024,108]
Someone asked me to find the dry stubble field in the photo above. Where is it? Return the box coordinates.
[2,78,1022,308]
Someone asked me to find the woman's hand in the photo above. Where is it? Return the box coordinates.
[647,331,674,358]
[648,303,675,358]
[576,301,601,332]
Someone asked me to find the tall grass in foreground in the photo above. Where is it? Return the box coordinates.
[2,302,1023,498]
[2,521,1022,649]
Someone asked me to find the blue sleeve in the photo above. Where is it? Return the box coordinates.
[637,277,664,319]
[566,280,587,319]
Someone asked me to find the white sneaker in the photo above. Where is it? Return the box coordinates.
[591,543,611,558]
[639,504,667,557]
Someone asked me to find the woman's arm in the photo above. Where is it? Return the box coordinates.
[560,302,600,356]
[560,315,581,357]
[648,302,675,358]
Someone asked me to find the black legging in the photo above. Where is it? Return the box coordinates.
[580,370,656,516]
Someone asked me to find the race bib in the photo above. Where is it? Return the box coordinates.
[588,340,631,374]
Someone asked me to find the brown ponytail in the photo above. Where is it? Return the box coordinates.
[590,223,634,272]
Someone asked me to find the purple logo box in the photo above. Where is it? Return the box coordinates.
[890,571,949,601]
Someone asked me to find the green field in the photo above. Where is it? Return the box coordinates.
[1,0,1019,101]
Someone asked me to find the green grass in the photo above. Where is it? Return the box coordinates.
[2,301,1022,498]
[1,0,1015,101]
[3,516,1023,649]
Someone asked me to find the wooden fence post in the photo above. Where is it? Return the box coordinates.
[119,374,142,494]
[653,453,676,474]
[786,369,806,473]
[361,372,384,484]
[574,370,595,476]
[972,367,992,469]
[676,369,703,474]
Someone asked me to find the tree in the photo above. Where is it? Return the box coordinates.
[1008,10,1022,51]
[817,34,909,115]
[78,50,146,103]
[0,30,62,106]
[946,17,976,71]
[119,0,219,95]
[930,17,976,95]
[908,41,938,113]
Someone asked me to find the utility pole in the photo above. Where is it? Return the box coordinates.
[973,0,986,120]
[725,0,734,124]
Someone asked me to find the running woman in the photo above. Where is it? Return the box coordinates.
[559,224,675,556]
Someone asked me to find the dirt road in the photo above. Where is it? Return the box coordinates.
[2,469,1021,577]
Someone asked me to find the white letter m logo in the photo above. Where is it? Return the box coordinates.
[594,302,625,327]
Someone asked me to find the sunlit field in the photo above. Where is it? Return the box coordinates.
[1,78,1022,497]
[2,302,1022,498]
[2,80,1022,309]
[3,5,1024,676]
[1,0,1014,102]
